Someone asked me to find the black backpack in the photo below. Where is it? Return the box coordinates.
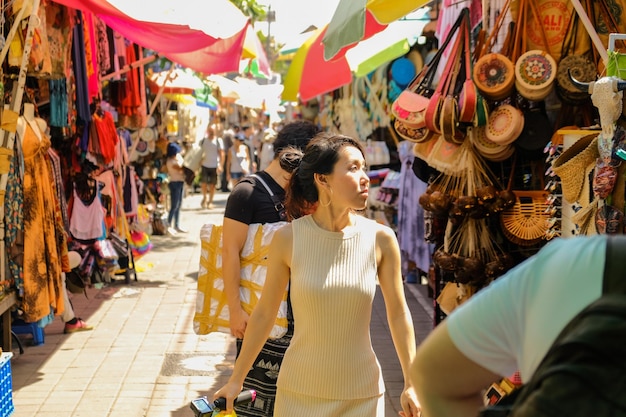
[479,236,626,417]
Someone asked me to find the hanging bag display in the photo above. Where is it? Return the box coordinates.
[457,10,478,124]
[500,158,550,246]
[391,39,449,130]
[555,3,597,105]
[392,9,468,142]
[440,9,478,144]
[486,103,525,146]
[473,0,516,101]
[424,9,469,135]
[439,28,464,143]
[512,0,557,102]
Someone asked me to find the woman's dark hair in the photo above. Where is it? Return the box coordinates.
[286,132,364,220]
[277,146,304,173]
[272,120,321,158]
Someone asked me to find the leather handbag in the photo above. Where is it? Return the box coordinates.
[391,34,452,129]
[439,36,463,142]
[425,10,468,135]
[441,10,475,144]
[392,9,467,133]
[457,11,478,124]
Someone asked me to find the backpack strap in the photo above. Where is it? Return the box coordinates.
[250,173,286,220]
[603,236,626,295]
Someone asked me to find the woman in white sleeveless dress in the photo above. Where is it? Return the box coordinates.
[214,133,421,417]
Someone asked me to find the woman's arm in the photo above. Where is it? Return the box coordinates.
[376,226,420,417]
[221,217,250,338]
[213,224,293,411]
[412,321,500,417]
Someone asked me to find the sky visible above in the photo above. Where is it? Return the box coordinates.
[254,0,341,44]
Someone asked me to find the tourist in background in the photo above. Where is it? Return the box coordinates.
[165,142,187,235]
[199,125,224,209]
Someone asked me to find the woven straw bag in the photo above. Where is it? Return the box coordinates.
[473,0,515,101]
[512,0,556,102]
[500,190,550,246]
[500,159,549,246]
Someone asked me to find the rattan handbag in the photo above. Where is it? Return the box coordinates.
[512,0,556,102]
[473,0,516,101]
[500,159,549,246]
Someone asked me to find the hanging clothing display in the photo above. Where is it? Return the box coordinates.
[72,11,92,126]
[4,142,24,296]
[69,183,106,242]
[396,140,433,275]
[45,1,74,78]
[47,148,70,233]
[21,118,68,323]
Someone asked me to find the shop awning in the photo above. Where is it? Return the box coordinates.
[52,0,251,75]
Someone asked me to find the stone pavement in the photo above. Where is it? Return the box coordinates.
[9,190,435,417]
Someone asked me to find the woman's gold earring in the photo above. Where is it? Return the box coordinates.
[319,188,332,207]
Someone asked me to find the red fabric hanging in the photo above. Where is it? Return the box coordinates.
[51,0,250,74]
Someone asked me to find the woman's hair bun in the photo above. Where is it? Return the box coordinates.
[278,146,304,173]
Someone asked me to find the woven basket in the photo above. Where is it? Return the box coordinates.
[500,190,549,246]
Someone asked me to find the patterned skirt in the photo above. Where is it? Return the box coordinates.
[235,300,294,417]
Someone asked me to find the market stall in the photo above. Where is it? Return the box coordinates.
[0,0,265,353]
[302,0,626,325]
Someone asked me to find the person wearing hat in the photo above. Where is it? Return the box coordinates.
[166,142,187,235]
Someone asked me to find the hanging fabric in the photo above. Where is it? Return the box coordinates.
[72,11,92,126]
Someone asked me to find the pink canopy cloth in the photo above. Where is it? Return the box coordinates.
[51,0,250,75]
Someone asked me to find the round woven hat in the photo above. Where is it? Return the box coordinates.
[552,133,599,203]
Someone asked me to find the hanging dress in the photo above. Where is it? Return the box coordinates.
[397,140,433,275]
[21,119,65,323]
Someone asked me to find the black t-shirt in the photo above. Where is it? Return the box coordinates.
[224,171,285,225]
